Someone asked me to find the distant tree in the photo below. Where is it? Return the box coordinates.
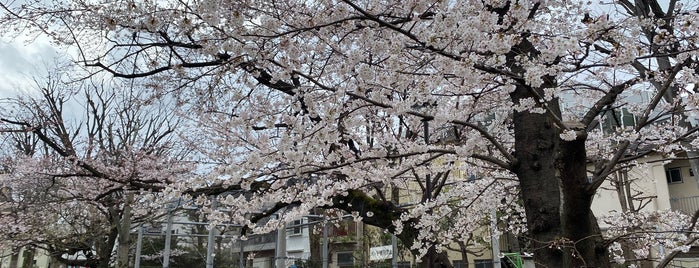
[0,72,190,268]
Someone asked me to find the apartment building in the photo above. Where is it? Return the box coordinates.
[591,153,699,267]
[0,248,54,268]
[0,180,56,268]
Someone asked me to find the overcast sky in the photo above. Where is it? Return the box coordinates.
[0,35,61,98]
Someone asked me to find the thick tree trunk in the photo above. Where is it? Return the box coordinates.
[96,225,119,268]
[116,193,134,268]
[394,222,454,268]
[560,138,609,267]
[415,248,453,268]
[511,86,609,268]
[510,93,564,268]
[333,190,454,267]
[508,35,609,267]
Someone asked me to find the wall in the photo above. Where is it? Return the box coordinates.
[665,159,699,198]
[591,154,673,224]
[0,248,53,268]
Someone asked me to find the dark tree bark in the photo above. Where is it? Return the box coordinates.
[97,226,119,268]
[560,137,609,267]
[508,35,610,267]
[510,90,565,267]
[331,189,454,268]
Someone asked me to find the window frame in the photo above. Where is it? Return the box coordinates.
[287,219,303,236]
[666,167,683,184]
[474,259,494,268]
[337,251,354,267]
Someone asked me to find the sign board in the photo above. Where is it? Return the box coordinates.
[144,226,163,234]
[370,245,393,261]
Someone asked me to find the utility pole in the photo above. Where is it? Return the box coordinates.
[491,208,501,268]
[117,193,134,268]
[206,199,217,268]
[391,235,398,268]
[276,215,287,268]
[134,226,143,268]
[163,208,174,268]
[322,220,328,268]
[390,139,401,268]
[239,238,245,268]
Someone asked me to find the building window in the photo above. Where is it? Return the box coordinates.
[598,108,637,133]
[666,168,683,183]
[288,220,303,235]
[453,260,465,268]
[474,259,493,268]
[396,261,411,268]
[337,252,354,267]
[329,221,357,237]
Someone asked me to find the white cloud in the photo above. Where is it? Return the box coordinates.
[0,35,60,98]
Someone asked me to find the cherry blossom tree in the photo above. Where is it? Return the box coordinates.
[2,0,699,267]
[0,74,190,268]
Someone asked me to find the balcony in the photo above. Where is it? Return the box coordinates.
[670,196,699,215]
[328,221,358,243]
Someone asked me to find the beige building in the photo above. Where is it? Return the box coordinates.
[591,153,699,267]
[592,155,674,216]
[0,248,55,268]
[423,152,699,268]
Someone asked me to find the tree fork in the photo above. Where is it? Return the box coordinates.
[332,189,454,268]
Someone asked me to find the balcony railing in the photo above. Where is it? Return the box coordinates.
[328,221,358,243]
[670,196,699,215]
